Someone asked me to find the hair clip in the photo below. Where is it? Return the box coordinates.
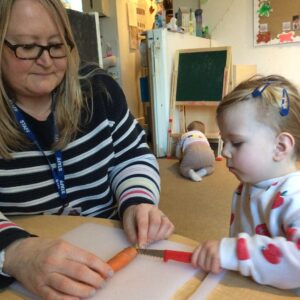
[252,83,290,117]
[280,88,290,116]
[252,82,270,97]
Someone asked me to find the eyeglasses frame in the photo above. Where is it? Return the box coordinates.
[4,39,74,60]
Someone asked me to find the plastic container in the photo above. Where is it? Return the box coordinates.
[194,8,203,37]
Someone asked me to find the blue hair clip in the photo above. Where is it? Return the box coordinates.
[252,82,290,117]
[280,88,290,116]
[252,82,270,97]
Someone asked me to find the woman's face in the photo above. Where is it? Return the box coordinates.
[1,0,67,102]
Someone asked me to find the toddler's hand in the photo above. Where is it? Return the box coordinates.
[191,240,223,273]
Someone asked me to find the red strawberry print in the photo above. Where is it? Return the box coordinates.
[296,239,300,250]
[267,181,278,191]
[285,225,300,250]
[271,191,287,209]
[261,244,282,264]
[255,224,270,237]
[230,213,234,225]
[286,226,297,241]
[237,238,250,260]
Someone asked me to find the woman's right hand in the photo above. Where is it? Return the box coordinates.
[4,237,114,300]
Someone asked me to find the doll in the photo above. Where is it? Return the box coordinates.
[176,121,215,181]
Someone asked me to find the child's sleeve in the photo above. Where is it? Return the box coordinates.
[220,233,300,289]
[219,185,300,289]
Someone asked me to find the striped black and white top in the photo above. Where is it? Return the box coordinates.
[0,66,160,287]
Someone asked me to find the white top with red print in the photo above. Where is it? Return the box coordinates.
[220,171,300,290]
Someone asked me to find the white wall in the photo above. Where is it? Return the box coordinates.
[173,0,200,14]
[202,0,300,88]
[65,0,82,11]
[99,1,121,84]
[114,0,165,118]
[116,0,142,117]
[100,0,156,118]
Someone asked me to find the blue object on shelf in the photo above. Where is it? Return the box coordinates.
[140,76,150,102]
[195,9,203,37]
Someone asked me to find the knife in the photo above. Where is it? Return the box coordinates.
[137,248,193,263]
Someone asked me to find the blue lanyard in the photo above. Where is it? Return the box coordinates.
[9,97,67,202]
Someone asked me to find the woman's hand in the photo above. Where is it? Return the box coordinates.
[191,240,223,274]
[122,204,175,247]
[4,237,113,300]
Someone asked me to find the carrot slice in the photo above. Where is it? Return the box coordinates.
[106,246,138,272]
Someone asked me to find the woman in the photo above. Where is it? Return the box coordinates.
[0,0,174,298]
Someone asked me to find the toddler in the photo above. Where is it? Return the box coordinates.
[191,75,300,290]
[176,121,215,181]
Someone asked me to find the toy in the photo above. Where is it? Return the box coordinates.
[176,121,215,182]
[167,17,178,31]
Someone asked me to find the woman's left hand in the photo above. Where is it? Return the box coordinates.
[122,204,175,247]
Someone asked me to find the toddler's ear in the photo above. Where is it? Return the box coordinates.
[273,132,295,161]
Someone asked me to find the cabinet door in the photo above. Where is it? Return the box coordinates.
[82,0,110,17]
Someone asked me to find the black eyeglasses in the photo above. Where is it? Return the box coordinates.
[4,40,74,60]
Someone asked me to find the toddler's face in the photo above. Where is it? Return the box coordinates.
[218,101,278,184]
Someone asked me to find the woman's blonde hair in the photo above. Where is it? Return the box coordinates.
[0,0,83,160]
[216,74,300,158]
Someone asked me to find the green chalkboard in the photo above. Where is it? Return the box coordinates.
[176,49,228,102]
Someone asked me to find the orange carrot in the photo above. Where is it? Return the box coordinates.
[106,246,138,272]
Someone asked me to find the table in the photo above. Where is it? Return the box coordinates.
[0,215,297,300]
[0,215,201,300]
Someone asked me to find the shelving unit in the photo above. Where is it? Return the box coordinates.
[82,0,110,17]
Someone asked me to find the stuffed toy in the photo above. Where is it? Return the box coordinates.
[176,121,215,181]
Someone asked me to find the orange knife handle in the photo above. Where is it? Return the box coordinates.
[163,250,192,263]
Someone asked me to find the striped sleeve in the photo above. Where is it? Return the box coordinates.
[0,212,33,288]
[111,152,160,218]
[95,73,160,218]
[0,212,32,250]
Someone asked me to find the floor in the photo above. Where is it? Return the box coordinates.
[157,158,238,242]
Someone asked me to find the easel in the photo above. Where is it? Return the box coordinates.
[167,47,232,159]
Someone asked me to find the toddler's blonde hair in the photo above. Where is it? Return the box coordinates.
[216,75,300,158]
